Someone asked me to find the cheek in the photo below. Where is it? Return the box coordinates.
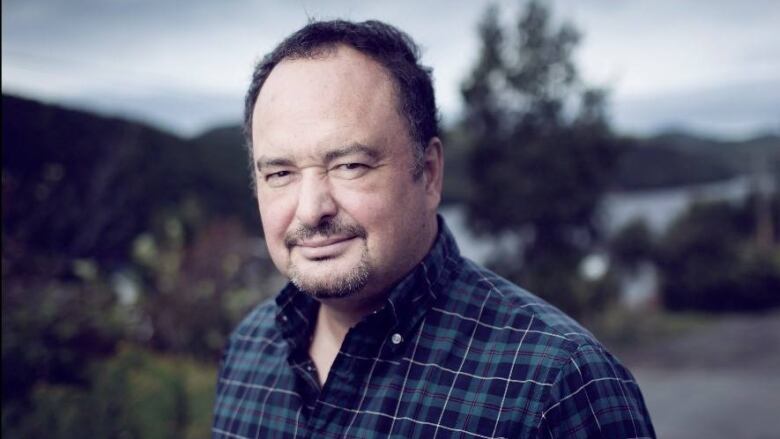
[258,192,296,243]
[336,179,422,237]
[334,184,394,226]
[258,196,297,274]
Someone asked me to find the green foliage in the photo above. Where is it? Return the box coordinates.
[610,219,656,274]
[2,94,283,433]
[134,216,281,359]
[2,94,280,357]
[606,193,780,313]
[459,1,621,318]
[2,275,124,402]
[657,195,780,312]
[2,346,215,439]
[440,124,473,205]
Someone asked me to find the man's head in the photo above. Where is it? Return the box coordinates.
[247,20,444,304]
[244,20,439,180]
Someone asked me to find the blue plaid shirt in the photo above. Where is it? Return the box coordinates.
[213,219,655,438]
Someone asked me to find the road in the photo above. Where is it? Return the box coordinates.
[616,312,780,439]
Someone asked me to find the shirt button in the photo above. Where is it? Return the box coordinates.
[280,315,288,322]
[391,333,403,345]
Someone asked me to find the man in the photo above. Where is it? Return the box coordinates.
[213,20,655,439]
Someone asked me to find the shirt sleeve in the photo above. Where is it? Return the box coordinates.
[536,344,656,438]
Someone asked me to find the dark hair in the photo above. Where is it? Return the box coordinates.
[244,19,439,178]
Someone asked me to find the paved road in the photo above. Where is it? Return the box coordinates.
[616,312,780,439]
[634,368,780,439]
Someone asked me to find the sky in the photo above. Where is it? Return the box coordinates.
[3,0,779,139]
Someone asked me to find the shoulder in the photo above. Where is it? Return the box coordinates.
[443,257,600,354]
[538,341,656,438]
[435,256,616,390]
[440,258,655,437]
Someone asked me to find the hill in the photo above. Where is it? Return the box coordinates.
[2,94,256,270]
[615,131,780,190]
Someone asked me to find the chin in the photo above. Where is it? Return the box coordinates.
[288,250,371,299]
[291,268,370,299]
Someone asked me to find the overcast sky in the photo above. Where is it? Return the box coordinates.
[3,0,779,139]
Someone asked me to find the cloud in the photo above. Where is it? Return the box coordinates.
[3,0,778,137]
[614,78,780,138]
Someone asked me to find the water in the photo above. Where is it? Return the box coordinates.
[439,175,770,264]
[603,175,766,235]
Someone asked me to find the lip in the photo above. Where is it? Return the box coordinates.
[297,235,354,248]
[295,235,357,259]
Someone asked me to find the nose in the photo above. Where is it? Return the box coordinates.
[294,171,338,227]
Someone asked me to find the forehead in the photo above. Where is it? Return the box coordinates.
[251,45,409,155]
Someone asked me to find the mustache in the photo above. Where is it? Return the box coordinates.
[284,218,367,249]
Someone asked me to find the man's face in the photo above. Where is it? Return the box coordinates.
[251,45,441,301]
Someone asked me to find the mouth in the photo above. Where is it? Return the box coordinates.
[294,235,357,260]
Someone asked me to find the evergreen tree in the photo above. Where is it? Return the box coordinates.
[460,1,621,317]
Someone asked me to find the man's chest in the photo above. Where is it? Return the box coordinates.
[213,317,558,439]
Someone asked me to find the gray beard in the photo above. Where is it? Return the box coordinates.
[288,245,370,299]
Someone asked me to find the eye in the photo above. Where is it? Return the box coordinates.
[268,170,290,178]
[264,170,293,187]
[331,163,370,179]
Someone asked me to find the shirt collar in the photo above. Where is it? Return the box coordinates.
[275,215,460,355]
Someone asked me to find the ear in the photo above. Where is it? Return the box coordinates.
[422,136,444,209]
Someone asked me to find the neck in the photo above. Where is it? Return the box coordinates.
[308,297,384,385]
[315,291,386,339]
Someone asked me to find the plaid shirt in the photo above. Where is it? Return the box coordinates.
[213,219,655,438]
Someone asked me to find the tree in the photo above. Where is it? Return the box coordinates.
[657,195,780,312]
[459,1,621,318]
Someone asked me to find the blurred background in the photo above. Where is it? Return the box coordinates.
[3,1,779,437]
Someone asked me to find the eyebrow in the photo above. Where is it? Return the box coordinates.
[323,143,381,163]
[256,143,381,172]
[255,157,293,172]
